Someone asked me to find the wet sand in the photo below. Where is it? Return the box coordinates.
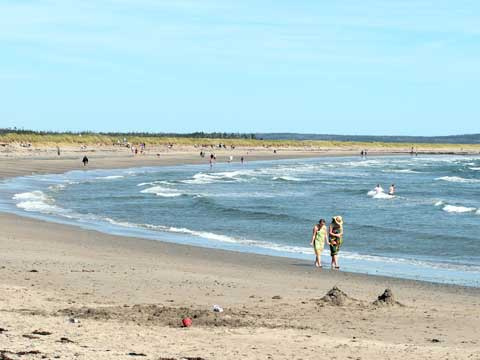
[0,149,479,359]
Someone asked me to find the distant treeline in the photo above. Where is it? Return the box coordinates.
[256,133,480,144]
[0,129,257,140]
[2,128,480,144]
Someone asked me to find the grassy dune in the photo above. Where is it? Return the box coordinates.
[1,132,480,152]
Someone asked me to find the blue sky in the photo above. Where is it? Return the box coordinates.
[1,0,479,135]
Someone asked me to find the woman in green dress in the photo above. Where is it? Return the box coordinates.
[328,216,343,270]
[310,219,327,268]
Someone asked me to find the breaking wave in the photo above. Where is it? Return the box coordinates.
[367,189,394,199]
[12,191,66,214]
[436,176,480,183]
[442,205,476,213]
[140,185,184,197]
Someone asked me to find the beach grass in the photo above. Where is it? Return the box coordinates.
[1,132,480,151]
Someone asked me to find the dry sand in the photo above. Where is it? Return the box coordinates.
[0,148,479,359]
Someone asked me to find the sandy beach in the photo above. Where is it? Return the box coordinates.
[1,148,480,360]
[1,142,479,179]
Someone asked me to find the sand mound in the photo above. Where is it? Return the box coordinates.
[56,303,312,330]
[58,304,251,328]
[372,289,403,307]
[57,304,282,328]
[319,286,357,306]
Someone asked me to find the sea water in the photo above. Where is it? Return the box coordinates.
[0,155,479,287]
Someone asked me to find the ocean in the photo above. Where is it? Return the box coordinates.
[1,155,479,287]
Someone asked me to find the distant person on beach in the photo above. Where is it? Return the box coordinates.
[328,216,343,270]
[310,219,327,268]
[82,155,88,166]
[360,150,364,157]
[241,156,244,164]
[389,184,395,195]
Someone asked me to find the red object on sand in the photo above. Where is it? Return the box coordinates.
[182,317,192,327]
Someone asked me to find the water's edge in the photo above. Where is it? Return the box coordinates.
[1,156,479,288]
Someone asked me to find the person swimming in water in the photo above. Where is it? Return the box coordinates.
[375,184,383,194]
[389,184,395,195]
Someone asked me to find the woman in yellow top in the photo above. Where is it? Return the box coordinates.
[310,219,328,268]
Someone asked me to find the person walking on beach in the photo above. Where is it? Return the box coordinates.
[209,153,215,168]
[82,155,89,166]
[328,216,343,270]
[310,219,327,268]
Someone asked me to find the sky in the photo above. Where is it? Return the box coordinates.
[0,0,479,136]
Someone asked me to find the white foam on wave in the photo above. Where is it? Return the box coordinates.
[340,160,382,168]
[373,192,394,199]
[469,167,480,171]
[367,189,394,199]
[13,191,65,214]
[95,175,125,180]
[140,185,183,197]
[383,169,420,174]
[137,180,172,187]
[442,205,476,213]
[434,201,444,207]
[182,167,315,185]
[436,176,480,183]
[48,184,67,191]
[182,173,220,185]
[272,176,303,182]
[13,191,48,201]
[104,218,314,255]
[182,170,254,185]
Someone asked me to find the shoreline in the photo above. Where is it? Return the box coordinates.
[2,151,478,288]
[1,211,479,359]
[2,212,479,294]
[1,150,480,359]
[2,145,479,179]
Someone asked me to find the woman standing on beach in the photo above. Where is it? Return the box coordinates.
[328,216,343,270]
[310,219,327,268]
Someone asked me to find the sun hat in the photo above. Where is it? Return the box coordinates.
[333,216,343,225]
